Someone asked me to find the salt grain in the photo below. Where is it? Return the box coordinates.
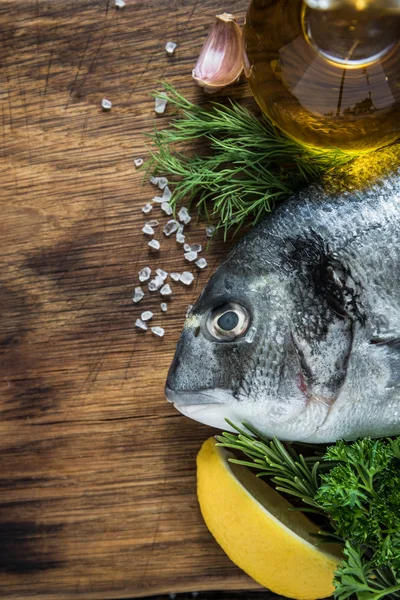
[245,326,257,344]
[134,158,143,168]
[163,219,179,236]
[195,257,207,269]
[160,283,172,296]
[148,239,160,250]
[157,177,168,190]
[115,0,126,7]
[165,41,177,55]
[161,202,172,216]
[155,95,168,115]
[184,251,198,262]
[135,318,147,331]
[133,287,144,303]
[184,243,191,252]
[151,326,165,337]
[142,203,152,214]
[206,225,216,237]
[139,267,151,282]
[190,244,202,253]
[178,207,191,225]
[180,272,194,285]
[176,233,185,244]
[156,269,168,281]
[160,302,168,312]
[147,219,159,227]
[162,186,172,202]
[148,276,164,291]
[170,272,180,282]
[186,304,193,317]
[150,176,160,186]
[101,98,112,110]
[152,195,164,203]
[142,224,154,235]
[141,311,153,322]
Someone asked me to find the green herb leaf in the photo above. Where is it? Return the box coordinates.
[147,82,352,237]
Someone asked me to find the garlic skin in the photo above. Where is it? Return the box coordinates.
[192,13,243,93]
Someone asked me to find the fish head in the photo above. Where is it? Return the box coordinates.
[166,229,354,442]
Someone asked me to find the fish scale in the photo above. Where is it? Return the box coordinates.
[166,146,400,442]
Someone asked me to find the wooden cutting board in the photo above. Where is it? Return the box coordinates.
[0,0,262,598]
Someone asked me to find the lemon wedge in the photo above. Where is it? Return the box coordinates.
[197,437,341,600]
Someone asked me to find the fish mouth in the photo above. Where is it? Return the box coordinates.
[165,387,240,431]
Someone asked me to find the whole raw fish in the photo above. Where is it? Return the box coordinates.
[166,146,400,442]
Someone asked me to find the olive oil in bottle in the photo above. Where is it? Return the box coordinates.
[243,0,400,151]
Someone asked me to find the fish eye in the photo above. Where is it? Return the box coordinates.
[206,302,250,341]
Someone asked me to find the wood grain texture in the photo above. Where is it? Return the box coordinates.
[0,0,263,598]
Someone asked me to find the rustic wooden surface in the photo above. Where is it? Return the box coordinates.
[0,0,262,598]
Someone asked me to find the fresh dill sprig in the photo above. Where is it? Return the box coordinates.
[217,423,400,600]
[147,82,353,237]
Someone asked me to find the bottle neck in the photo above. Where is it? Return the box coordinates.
[303,2,399,67]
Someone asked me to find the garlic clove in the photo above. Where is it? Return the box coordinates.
[192,13,243,94]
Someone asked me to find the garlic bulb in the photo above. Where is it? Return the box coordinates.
[192,13,243,93]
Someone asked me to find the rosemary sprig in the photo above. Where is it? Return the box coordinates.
[216,420,326,510]
[148,83,352,237]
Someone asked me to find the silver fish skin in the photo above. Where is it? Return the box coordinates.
[165,147,400,442]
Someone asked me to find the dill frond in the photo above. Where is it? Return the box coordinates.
[147,82,353,237]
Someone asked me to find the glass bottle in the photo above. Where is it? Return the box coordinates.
[243,0,400,152]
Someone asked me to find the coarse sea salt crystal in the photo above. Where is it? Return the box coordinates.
[133,287,145,303]
[101,98,112,110]
[134,158,143,168]
[156,269,168,280]
[176,233,185,244]
[161,202,172,216]
[206,225,216,237]
[186,304,193,317]
[151,326,165,337]
[150,176,160,186]
[160,302,168,312]
[135,318,147,331]
[184,243,191,252]
[190,244,202,253]
[152,195,164,203]
[180,272,194,285]
[142,203,152,214]
[165,41,177,55]
[133,287,144,303]
[155,95,168,115]
[184,251,197,262]
[157,177,168,190]
[141,310,153,322]
[162,186,172,202]
[115,0,126,7]
[160,283,172,296]
[178,207,191,225]
[245,326,257,343]
[170,272,180,282]
[148,239,160,250]
[163,220,179,236]
[148,276,164,291]
[142,224,154,235]
[147,219,159,227]
[195,257,207,269]
[139,267,151,282]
